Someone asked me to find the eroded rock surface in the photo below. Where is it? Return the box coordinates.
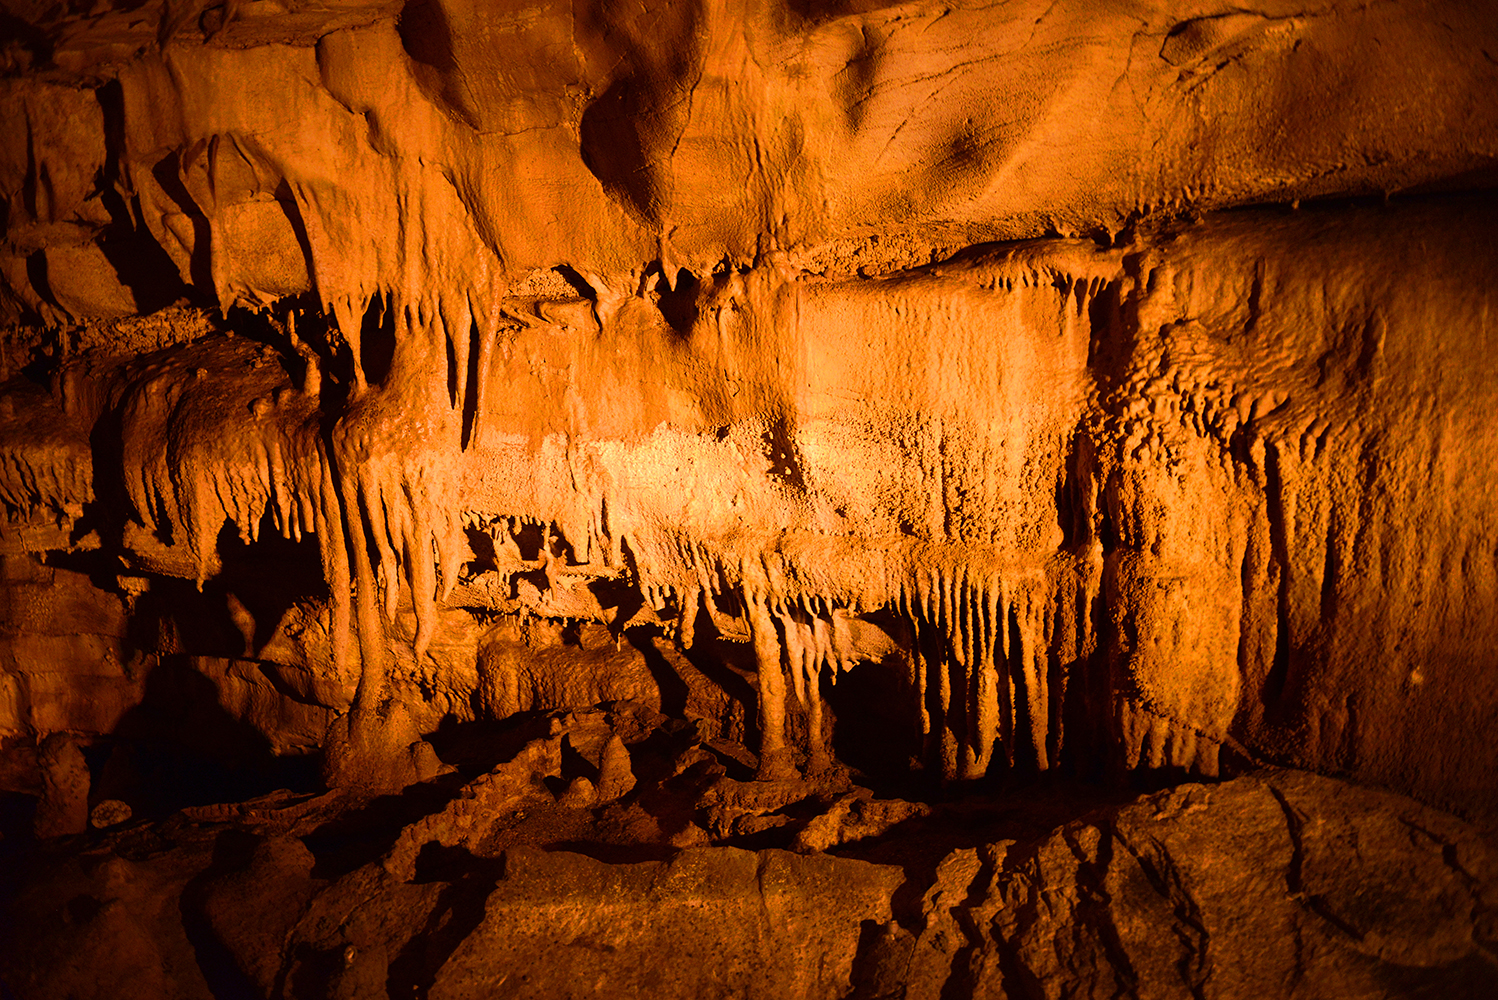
[1,0,1496,994]
[2,751,1492,999]
[3,196,1496,819]
[907,771,1498,999]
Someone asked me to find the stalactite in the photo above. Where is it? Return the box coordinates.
[11,162,1304,796]
[316,438,353,691]
[781,609,807,706]
[976,574,1000,772]
[830,611,854,676]
[912,613,932,758]
[331,295,369,392]
[468,310,498,451]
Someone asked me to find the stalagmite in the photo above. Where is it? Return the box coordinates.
[595,733,637,803]
[745,587,795,781]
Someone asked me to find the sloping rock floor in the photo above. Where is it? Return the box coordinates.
[1,704,1494,999]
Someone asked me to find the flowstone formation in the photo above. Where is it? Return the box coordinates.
[1,0,1497,997]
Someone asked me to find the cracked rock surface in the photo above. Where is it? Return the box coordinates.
[2,748,1493,999]
[904,771,1498,999]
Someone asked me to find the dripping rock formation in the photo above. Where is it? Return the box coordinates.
[1,0,1496,996]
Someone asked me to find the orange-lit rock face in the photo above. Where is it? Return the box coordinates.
[1,0,1497,816]
[4,4,1498,998]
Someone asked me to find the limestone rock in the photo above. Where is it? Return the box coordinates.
[909,771,1498,999]
[0,0,1495,986]
[428,846,905,1000]
[89,799,132,829]
[36,243,138,320]
[197,836,323,998]
[0,846,216,1000]
[793,790,931,854]
[594,733,636,803]
[0,2,1494,820]
[33,731,88,837]
[558,775,597,809]
[380,733,562,881]
[1,766,1491,999]
[473,620,736,731]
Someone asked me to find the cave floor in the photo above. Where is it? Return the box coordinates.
[2,703,1495,1000]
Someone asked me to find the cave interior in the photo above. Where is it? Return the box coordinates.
[1,0,1497,997]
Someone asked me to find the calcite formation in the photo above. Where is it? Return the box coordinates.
[1,0,1496,996]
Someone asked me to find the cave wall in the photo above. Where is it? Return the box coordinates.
[1,0,1496,819]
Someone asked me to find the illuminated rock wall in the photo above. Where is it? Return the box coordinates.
[1,0,1496,818]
